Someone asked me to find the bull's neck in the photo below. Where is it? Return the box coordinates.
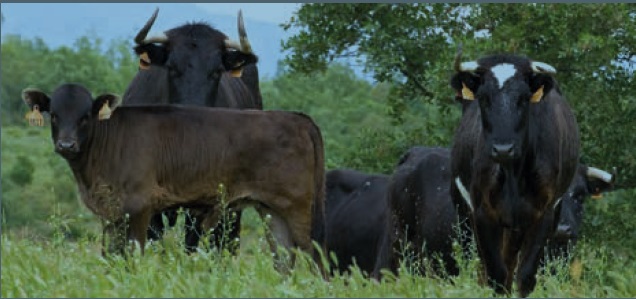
[497,154,531,230]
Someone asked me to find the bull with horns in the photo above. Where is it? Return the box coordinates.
[121,8,264,253]
[449,45,580,297]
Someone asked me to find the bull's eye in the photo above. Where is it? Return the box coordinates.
[478,95,490,108]
[169,67,182,78]
[79,115,89,126]
[208,69,222,80]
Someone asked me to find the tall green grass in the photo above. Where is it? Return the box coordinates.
[2,206,635,298]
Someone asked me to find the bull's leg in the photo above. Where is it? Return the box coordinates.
[516,209,555,298]
[102,218,128,257]
[502,229,524,292]
[474,208,508,295]
[208,206,242,254]
[257,208,295,273]
[121,195,152,255]
[147,213,166,241]
[372,219,398,280]
[147,208,180,242]
[189,204,241,254]
[126,209,152,255]
[183,209,202,252]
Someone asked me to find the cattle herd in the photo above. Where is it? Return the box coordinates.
[21,8,617,297]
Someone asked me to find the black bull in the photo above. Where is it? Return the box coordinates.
[449,52,580,297]
[122,8,263,252]
[545,164,615,265]
[22,84,326,266]
[325,148,613,280]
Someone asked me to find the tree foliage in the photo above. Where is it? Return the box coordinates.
[282,3,636,188]
[1,35,136,125]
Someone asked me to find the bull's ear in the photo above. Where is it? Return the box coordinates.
[529,74,555,103]
[22,88,51,127]
[223,50,258,78]
[92,94,120,121]
[134,44,169,69]
[450,72,480,102]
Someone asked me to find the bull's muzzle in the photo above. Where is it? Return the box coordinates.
[553,224,575,242]
[56,139,79,154]
[491,143,516,161]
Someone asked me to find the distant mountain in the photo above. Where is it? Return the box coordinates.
[1,3,295,78]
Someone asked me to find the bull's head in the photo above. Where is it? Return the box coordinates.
[450,46,557,163]
[22,84,119,159]
[132,8,258,106]
[551,164,614,249]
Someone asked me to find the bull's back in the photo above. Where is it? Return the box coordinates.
[395,147,456,237]
[105,106,318,195]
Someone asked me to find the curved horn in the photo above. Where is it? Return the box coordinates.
[454,43,463,72]
[237,10,253,53]
[135,7,160,45]
[453,44,479,72]
[142,33,169,44]
[587,166,614,183]
[459,61,479,72]
[225,39,242,50]
[531,61,557,75]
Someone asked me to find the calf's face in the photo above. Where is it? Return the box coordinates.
[22,84,119,159]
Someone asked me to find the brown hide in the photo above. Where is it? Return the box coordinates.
[36,101,325,262]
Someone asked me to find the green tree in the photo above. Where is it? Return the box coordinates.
[262,64,392,170]
[1,35,137,126]
[282,3,636,187]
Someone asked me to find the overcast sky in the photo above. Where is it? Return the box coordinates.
[194,3,301,25]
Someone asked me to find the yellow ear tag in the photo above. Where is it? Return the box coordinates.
[139,52,151,70]
[461,83,475,100]
[530,85,544,103]
[591,188,603,200]
[230,68,243,78]
[98,102,112,120]
[25,104,44,127]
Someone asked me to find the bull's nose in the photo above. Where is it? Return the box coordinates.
[56,140,78,151]
[491,143,515,160]
[554,224,573,239]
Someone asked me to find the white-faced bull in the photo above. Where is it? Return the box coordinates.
[449,48,580,297]
[22,84,326,272]
[122,8,265,253]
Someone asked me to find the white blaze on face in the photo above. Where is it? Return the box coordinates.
[491,63,517,89]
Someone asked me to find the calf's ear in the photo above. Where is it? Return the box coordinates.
[92,94,120,120]
[22,88,51,127]
[223,50,258,78]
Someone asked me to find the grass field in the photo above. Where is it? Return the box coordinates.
[2,125,636,298]
[2,208,636,298]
